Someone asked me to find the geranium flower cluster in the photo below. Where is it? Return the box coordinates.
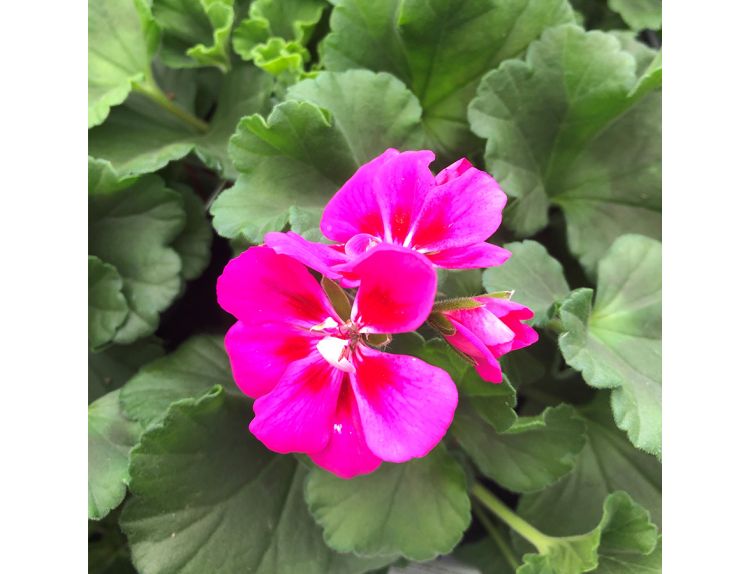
[217,149,538,478]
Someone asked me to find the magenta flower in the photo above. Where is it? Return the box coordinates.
[265,148,510,285]
[438,297,539,383]
[217,245,458,478]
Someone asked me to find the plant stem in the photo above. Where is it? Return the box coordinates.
[473,502,520,569]
[133,71,210,133]
[471,483,552,553]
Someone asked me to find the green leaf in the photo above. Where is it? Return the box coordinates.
[558,235,662,456]
[240,37,310,77]
[454,537,517,574]
[454,404,586,493]
[89,159,186,344]
[321,0,574,157]
[438,269,483,298]
[88,0,150,127]
[88,390,142,520]
[89,338,165,403]
[596,535,661,574]
[304,444,471,561]
[211,70,424,242]
[120,334,235,428]
[121,388,390,574]
[151,0,235,71]
[482,241,570,323]
[172,185,212,280]
[286,70,425,163]
[89,65,273,177]
[418,339,517,433]
[608,0,661,30]
[89,256,129,351]
[518,394,662,534]
[517,492,658,574]
[469,25,661,271]
[239,0,326,44]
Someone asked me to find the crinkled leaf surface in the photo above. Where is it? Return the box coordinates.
[211,70,423,243]
[233,0,326,63]
[558,235,662,456]
[89,65,273,177]
[469,25,661,271]
[151,0,235,71]
[321,0,574,157]
[454,404,586,493]
[483,241,570,323]
[121,388,390,574]
[89,159,186,344]
[89,339,165,403]
[172,185,212,280]
[304,444,471,561]
[89,256,129,351]
[518,394,662,537]
[608,0,661,31]
[88,0,150,127]
[88,390,142,520]
[121,334,236,428]
[517,492,658,574]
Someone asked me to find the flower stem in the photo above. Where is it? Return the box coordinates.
[473,502,520,569]
[471,482,552,553]
[133,71,209,133]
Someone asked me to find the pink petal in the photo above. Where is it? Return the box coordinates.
[264,231,348,281]
[217,246,338,327]
[434,157,473,185]
[445,319,503,383]
[250,354,343,454]
[321,149,436,245]
[476,297,538,351]
[410,166,506,252]
[351,349,458,462]
[426,242,511,269]
[225,321,315,398]
[310,382,382,478]
[350,244,437,334]
[445,307,516,349]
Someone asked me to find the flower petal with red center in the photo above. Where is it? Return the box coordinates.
[410,164,506,252]
[321,149,435,245]
[349,244,437,334]
[250,354,344,454]
[351,349,457,462]
[217,246,338,327]
[224,321,315,398]
[309,382,382,479]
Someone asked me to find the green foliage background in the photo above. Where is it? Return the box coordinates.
[88,1,661,572]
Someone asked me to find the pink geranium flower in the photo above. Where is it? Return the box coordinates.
[217,244,458,478]
[265,149,510,285]
[439,297,538,383]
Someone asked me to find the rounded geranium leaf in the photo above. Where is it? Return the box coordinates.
[121,388,391,574]
[88,256,128,351]
[469,25,661,271]
[558,235,662,456]
[304,444,471,560]
[88,390,142,520]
